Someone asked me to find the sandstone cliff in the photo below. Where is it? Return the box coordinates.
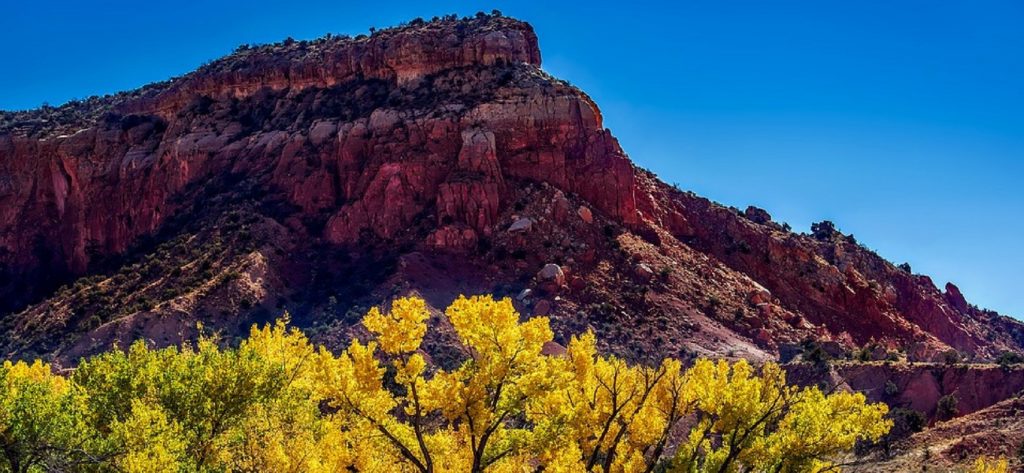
[1,14,1021,369]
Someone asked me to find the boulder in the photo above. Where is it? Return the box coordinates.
[568,276,586,292]
[634,263,655,282]
[541,341,567,356]
[577,206,593,224]
[537,264,566,286]
[508,217,534,232]
[749,286,772,305]
[551,191,571,223]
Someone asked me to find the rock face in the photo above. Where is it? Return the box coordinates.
[0,15,633,313]
[787,362,1024,421]
[1,13,1022,369]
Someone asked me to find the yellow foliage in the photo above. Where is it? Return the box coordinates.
[363,296,431,354]
[970,456,1009,473]
[0,295,893,473]
[108,399,185,473]
[671,359,890,472]
[0,360,88,471]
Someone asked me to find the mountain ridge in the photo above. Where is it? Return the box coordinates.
[1,12,1021,366]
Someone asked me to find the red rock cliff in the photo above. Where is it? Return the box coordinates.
[0,14,1021,363]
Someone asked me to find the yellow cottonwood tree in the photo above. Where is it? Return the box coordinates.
[550,331,689,473]
[106,399,185,473]
[315,295,570,472]
[669,359,890,473]
[0,360,88,473]
[69,317,349,473]
[224,318,354,473]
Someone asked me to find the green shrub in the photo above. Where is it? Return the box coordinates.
[890,407,926,434]
[811,220,838,240]
[997,351,1024,369]
[936,394,959,420]
[884,380,899,397]
[941,350,962,366]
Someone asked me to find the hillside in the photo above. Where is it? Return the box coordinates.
[3,13,1021,362]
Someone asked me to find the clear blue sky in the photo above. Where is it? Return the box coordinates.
[3,1,1022,318]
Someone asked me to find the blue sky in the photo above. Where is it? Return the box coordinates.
[3,1,1022,318]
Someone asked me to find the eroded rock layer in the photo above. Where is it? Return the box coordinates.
[1,15,1021,369]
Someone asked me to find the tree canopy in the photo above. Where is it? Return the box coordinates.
[0,295,893,472]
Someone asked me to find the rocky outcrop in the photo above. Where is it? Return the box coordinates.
[788,362,1024,420]
[0,15,638,314]
[119,17,542,118]
[640,177,1024,358]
